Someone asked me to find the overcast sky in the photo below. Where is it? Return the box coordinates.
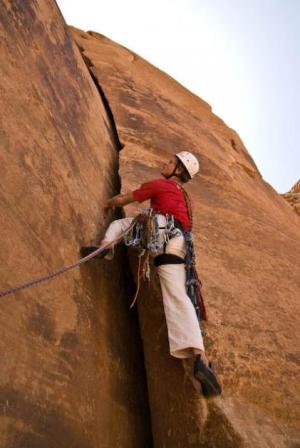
[56,0,299,193]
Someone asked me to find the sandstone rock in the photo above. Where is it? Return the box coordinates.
[291,180,300,193]
[0,2,151,447]
[282,180,300,216]
[72,28,300,447]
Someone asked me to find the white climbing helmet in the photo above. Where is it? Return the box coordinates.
[176,151,200,178]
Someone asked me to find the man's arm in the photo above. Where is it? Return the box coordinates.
[105,179,157,210]
[104,191,135,209]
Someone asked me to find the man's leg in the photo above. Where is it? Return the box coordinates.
[156,246,221,396]
[157,263,205,358]
[157,263,222,396]
[81,217,134,259]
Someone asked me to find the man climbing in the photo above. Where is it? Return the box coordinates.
[81,152,222,397]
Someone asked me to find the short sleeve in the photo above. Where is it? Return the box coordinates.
[132,179,161,203]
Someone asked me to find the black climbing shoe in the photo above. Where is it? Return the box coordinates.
[80,246,109,259]
[194,355,222,397]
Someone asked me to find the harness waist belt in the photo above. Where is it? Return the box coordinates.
[154,254,185,266]
[158,218,185,232]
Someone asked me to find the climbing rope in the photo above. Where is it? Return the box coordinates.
[174,183,207,322]
[0,218,138,299]
[129,252,143,309]
[128,210,154,308]
[174,182,193,231]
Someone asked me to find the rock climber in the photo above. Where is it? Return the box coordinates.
[81,151,222,397]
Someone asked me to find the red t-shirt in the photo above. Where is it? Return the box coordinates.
[132,178,191,230]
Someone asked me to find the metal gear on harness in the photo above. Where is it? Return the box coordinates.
[124,208,206,326]
[124,209,181,256]
[125,209,182,308]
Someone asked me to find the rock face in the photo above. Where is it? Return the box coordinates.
[72,28,300,448]
[1,1,299,446]
[0,2,151,447]
[282,180,300,216]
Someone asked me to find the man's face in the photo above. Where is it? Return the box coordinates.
[160,156,177,178]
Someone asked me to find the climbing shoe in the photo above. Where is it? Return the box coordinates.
[194,355,222,397]
[80,246,109,259]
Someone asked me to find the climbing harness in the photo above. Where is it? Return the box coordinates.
[125,209,181,308]
[123,204,206,324]
[0,218,138,299]
[124,208,181,255]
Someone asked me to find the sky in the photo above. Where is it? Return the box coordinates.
[56,0,300,193]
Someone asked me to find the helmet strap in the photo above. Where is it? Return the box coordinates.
[166,158,179,179]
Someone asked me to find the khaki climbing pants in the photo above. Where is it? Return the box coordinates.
[103,216,205,358]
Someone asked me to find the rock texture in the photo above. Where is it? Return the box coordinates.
[282,180,300,216]
[72,28,300,448]
[0,2,151,447]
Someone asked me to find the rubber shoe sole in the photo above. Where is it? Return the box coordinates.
[194,355,222,397]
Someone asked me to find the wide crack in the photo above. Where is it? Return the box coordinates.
[75,42,154,447]
[77,47,124,152]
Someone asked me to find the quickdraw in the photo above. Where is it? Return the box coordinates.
[124,208,180,255]
[125,209,156,308]
[125,209,157,307]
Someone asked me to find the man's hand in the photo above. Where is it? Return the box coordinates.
[103,192,135,212]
